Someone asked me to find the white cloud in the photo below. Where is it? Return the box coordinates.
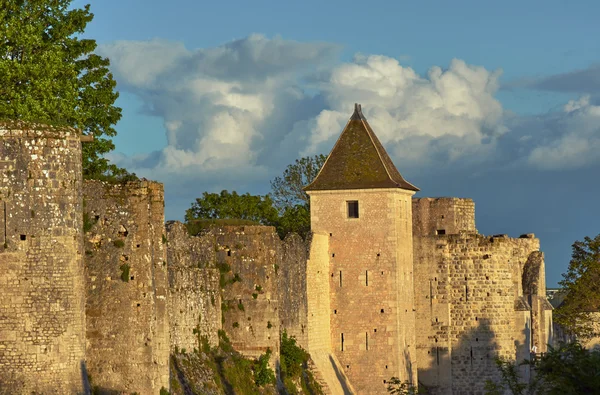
[303,57,506,162]
[528,95,600,169]
[99,35,600,219]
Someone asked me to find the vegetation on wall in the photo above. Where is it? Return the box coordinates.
[169,331,276,395]
[0,0,134,181]
[280,330,323,395]
[554,233,600,338]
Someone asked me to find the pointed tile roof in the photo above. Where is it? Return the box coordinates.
[305,104,419,192]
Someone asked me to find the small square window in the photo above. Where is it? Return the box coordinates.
[347,201,359,218]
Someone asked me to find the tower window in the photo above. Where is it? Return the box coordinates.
[347,201,359,218]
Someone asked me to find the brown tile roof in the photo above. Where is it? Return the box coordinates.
[305,104,419,192]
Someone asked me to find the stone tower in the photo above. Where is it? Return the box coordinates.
[0,124,86,393]
[305,104,419,394]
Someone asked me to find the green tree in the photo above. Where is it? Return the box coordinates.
[185,190,279,226]
[269,154,326,238]
[555,233,600,338]
[276,204,311,240]
[0,0,129,179]
[270,154,326,211]
[485,342,600,395]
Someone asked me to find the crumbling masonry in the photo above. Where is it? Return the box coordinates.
[0,110,552,395]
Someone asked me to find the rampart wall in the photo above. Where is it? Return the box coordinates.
[0,126,86,393]
[412,197,551,395]
[166,222,221,351]
[83,180,169,394]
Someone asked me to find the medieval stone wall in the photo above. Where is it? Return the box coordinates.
[308,188,417,395]
[278,233,309,349]
[213,226,281,359]
[83,180,169,394]
[0,125,86,394]
[412,197,476,237]
[165,224,312,361]
[412,198,547,395]
[165,222,221,351]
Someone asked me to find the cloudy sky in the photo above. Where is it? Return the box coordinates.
[79,0,600,286]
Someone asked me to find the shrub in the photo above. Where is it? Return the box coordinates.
[119,264,130,282]
[254,348,276,386]
[113,239,125,248]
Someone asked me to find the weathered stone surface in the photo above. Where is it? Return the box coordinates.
[412,198,551,395]
[83,180,169,394]
[166,221,221,351]
[0,125,86,393]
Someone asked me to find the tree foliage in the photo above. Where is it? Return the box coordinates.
[280,330,309,380]
[185,190,279,225]
[270,154,326,211]
[555,233,600,338]
[485,342,600,395]
[386,377,419,394]
[0,0,130,179]
[185,154,327,239]
[253,348,275,386]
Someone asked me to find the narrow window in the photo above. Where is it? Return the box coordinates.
[341,333,344,351]
[436,347,440,365]
[347,201,359,218]
[365,270,368,286]
[366,332,369,350]
[436,229,446,235]
[339,271,342,287]
[20,234,26,241]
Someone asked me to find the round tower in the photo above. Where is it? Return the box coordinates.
[0,123,86,393]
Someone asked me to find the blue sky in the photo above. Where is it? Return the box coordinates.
[79,0,600,287]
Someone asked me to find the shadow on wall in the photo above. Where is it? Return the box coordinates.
[328,355,353,395]
[417,318,531,395]
[80,360,91,395]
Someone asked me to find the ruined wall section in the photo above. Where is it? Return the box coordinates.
[522,251,553,353]
[414,230,541,395]
[83,180,169,394]
[278,233,309,349]
[412,197,476,237]
[0,126,86,393]
[213,226,281,359]
[166,222,221,351]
